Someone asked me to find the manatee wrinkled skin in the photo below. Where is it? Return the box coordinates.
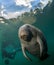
[18,24,48,61]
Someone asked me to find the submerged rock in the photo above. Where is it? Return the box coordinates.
[4,59,9,65]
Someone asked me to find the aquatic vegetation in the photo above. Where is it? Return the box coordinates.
[17,10,37,24]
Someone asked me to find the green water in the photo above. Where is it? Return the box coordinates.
[0,1,54,65]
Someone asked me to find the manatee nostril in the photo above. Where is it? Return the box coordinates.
[21,35,23,39]
[21,35,28,40]
[21,34,32,42]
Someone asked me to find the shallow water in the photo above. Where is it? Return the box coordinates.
[0,1,54,65]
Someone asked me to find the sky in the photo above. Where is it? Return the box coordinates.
[0,0,53,19]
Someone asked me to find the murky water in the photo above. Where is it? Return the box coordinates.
[0,1,54,65]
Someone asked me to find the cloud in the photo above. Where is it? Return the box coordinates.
[38,0,53,10]
[0,0,53,19]
[15,0,34,8]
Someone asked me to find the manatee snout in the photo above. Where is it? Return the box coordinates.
[20,25,33,42]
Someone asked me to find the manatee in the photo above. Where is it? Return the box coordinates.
[18,24,49,61]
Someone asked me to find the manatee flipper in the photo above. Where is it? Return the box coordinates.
[37,34,48,60]
[37,35,43,57]
[21,44,32,61]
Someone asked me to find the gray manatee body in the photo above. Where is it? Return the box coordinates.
[18,24,49,61]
